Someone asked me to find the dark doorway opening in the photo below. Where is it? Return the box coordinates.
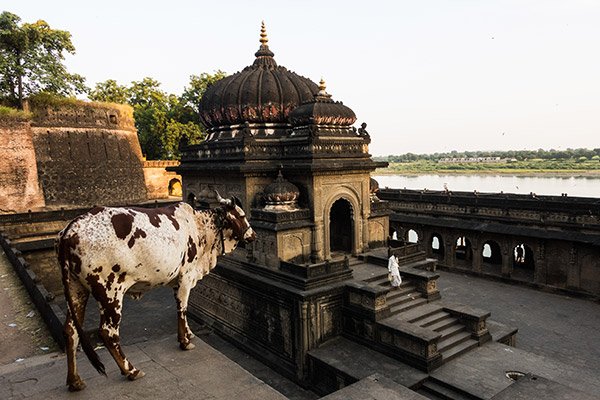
[330,199,353,253]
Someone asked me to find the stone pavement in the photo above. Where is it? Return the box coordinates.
[0,334,287,400]
[436,269,600,372]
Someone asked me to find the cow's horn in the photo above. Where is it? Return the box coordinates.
[214,190,231,206]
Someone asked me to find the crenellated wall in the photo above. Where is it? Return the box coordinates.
[0,119,45,212]
[28,101,148,207]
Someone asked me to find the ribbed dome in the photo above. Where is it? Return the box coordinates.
[289,79,357,127]
[263,170,300,210]
[199,22,319,129]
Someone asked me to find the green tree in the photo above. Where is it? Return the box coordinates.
[0,11,87,108]
[88,79,128,104]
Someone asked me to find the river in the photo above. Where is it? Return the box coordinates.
[373,174,600,198]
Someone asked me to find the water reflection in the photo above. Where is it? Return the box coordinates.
[374,174,600,198]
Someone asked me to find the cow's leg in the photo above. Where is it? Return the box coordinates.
[174,282,195,350]
[97,291,145,381]
[64,279,89,391]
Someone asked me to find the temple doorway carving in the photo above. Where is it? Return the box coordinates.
[329,198,353,253]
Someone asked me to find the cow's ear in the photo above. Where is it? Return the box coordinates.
[232,196,243,208]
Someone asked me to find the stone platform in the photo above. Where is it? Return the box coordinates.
[0,335,287,400]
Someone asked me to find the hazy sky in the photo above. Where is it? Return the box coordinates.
[4,0,599,156]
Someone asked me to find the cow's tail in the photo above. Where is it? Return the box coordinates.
[57,227,106,376]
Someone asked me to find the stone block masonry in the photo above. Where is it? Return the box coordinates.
[29,102,148,207]
[0,119,45,212]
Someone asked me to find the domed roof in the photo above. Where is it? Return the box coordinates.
[288,79,357,127]
[199,22,319,129]
[263,170,300,210]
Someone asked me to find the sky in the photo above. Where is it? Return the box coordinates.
[3,0,599,156]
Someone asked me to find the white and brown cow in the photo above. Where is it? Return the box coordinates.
[56,194,255,391]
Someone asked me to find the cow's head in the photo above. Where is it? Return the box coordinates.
[216,192,256,244]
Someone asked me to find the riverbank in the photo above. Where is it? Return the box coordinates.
[375,168,600,177]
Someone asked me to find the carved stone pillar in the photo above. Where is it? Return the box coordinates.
[566,244,579,289]
[534,240,546,284]
[501,246,511,277]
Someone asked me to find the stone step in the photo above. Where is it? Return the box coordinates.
[401,303,445,322]
[387,285,418,300]
[390,297,429,314]
[440,338,478,363]
[427,316,459,332]
[413,310,450,327]
[418,378,479,400]
[436,322,466,341]
[388,291,423,308]
[437,330,472,353]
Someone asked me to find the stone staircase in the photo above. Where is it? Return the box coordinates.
[360,271,480,366]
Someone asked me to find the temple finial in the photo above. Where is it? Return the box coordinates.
[254,20,275,64]
[260,21,268,46]
[317,78,331,98]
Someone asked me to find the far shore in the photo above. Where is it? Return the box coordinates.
[374,169,600,178]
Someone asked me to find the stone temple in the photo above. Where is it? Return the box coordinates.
[169,24,598,399]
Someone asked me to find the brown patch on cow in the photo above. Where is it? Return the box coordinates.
[85,274,121,326]
[127,228,147,248]
[112,264,120,272]
[93,266,103,273]
[111,213,134,240]
[187,237,197,263]
[128,204,181,231]
[106,272,116,291]
[117,272,127,284]
[60,232,83,275]
[89,206,105,215]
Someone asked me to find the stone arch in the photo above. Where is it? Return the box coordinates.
[168,178,182,197]
[329,198,353,254]
[406,229,419,244]
[482,240,502,276]
[429,232,445,261]
[455,235,473,266]
[323,188,361,259]
[512,243,535,281]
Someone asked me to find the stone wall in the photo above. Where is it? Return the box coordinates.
[143,160,182,200]
[0,119,45,212]
[29,102,148,206]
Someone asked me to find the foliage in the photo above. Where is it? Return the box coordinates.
[381,159,600,174]
[382,148,600,163]
[0,11,87,108]
[89,72,226,160]
[0,104,31,120]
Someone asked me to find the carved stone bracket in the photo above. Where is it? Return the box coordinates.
[444,304,492,344]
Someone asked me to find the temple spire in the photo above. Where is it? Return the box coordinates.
[254,21,276,66]
[317,77,332,98]
[260,21,269,46]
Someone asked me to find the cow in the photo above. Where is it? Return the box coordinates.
[56,193,256,391]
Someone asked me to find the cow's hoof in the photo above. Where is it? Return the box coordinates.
[127,369,145,381]
[180,342,195,350]
[67,378,86,392]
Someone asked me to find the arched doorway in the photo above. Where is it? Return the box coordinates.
[329,198,353,254]
[430,233,445,261]
[407,229,419,244]
[455,236,473,267]
[482,240,502,275]
[168,178,182,197]
[512,243,535,281]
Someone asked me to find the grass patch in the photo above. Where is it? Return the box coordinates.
[28,92,133,119]
[0,105,32,121]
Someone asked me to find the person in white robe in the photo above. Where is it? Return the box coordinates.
[387,254,402,288]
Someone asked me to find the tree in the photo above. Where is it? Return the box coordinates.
[90,72,226,160]
[88,79,128,104]
[0,11,87,108]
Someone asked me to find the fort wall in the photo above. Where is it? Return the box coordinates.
[143,160,181,199]
[0,118,45,212]
[28,101,148,207]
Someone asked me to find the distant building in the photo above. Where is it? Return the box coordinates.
[438,157,505,163]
